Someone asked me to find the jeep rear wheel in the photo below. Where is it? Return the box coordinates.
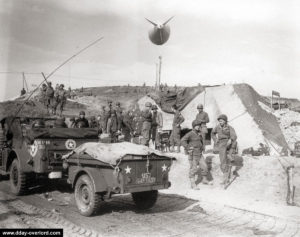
[132,190,158,210]
[74,174,101,216]
[9,159,30,195]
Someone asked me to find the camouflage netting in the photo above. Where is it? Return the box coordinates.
[148,86,204,113]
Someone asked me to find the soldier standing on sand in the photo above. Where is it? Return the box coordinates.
[141,102,152,146]
[57,84,67,116]
[181,120,211,190]
[151,105,163,149]
[107,111,121,143]
[170,105,185,152]
[122,111,134,142]
[132,110,143,144]
[195,104,210,149]
[45,82,54,114]
[211,114,237,185]
[40,84,47,106]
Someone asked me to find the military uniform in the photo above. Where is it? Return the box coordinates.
[195,111,209,124]
[107,112,120,143]
[132,113,143,144]
[75,118,89,128]
[45,84,54,113]
[170,110,184,152]
[211,123,237,174]
[141,108,152,146]
[122,112,134,142]
[151,109,163,149]
[181,121,209,189]
[57,87,66,115]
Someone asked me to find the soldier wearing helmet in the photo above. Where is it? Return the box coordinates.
[140,102,153,146]
[45,81,54,114]
[106,110,121,142]
[40,84,48,106]
[170,104,185,152]
[212,114,237,185]
[89,116,98,128]
[75,111,89,128]
[181,120,211,189]
[151,104,163,149]
[56,84,67,116]
[195,103,210,149]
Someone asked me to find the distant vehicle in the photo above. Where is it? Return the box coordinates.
[63,142,175,216]
[0,117,99,195]
[146,16,174,45]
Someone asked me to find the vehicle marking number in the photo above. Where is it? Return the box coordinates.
[136,173,156,184]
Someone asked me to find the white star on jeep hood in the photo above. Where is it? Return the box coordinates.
[125,165,131,174]
[162,164,167,172]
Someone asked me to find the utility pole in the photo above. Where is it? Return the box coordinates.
[155,63,158,90]
[158,56,162,89]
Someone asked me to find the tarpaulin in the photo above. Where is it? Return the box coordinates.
[70,142,172,165]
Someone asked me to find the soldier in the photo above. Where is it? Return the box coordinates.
[39,84,47,106]
[104,100,113,132]
[122,111,134,142]
[57,84,67,116]
[211,114,237,185]
[140,102,152,146]
[45,82,54,114]
[75,111,89,128]
[195,104,210,149]
[170,105,185,152]
[132,110,143,144]
[181,120,210,189]
[115,102,122,118]
[151,105,163,149]
[107,110,121,143]
[99,106,106,133]
[89,116,98,128]
[52,85,59,115]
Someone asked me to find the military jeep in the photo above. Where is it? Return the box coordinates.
[0,117,99,195]
[62,142,175,216]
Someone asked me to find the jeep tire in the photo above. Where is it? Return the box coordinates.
[9,159,30,195]
[75,174,101,216]
[132,190,158,210]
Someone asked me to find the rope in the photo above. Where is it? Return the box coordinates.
[229,111,247,122]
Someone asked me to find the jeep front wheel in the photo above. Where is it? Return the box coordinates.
[9,159,30,195]
[74,174,102,216]
[132,190,158,210]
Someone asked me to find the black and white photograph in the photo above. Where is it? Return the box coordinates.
[0,0,300,236]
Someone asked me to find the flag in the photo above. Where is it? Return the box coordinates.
[272,90,280,97]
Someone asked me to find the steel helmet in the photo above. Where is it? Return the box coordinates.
[192,120,203,128]
[79,111,85,116]
[152,105,158,110]
[197,104,204,109]
[218,114,228,122]
[145,102,152,107]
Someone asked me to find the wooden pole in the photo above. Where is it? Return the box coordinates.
[158,56,162,88]
[286,165,295,206]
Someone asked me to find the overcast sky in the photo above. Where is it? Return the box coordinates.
[0,0,299,101]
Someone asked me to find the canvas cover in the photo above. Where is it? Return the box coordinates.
[70,142,171,165]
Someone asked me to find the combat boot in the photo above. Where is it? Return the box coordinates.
[202,176,213,185]
[190,177,199,190]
